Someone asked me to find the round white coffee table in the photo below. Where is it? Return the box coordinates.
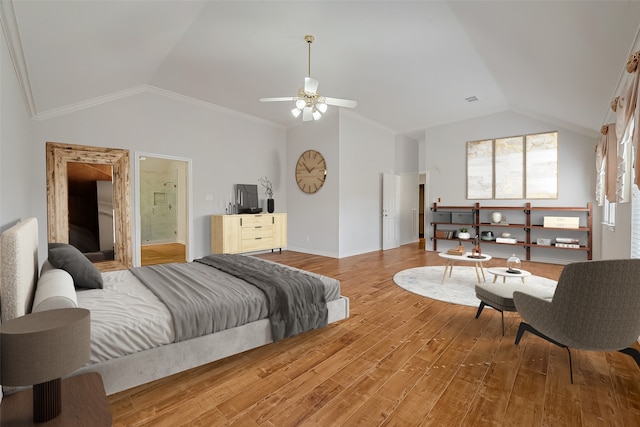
[438,252,492,284]
[487,267,531,284]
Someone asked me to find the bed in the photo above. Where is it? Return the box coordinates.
[0,218,349,395]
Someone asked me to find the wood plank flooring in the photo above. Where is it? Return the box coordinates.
[108,245,640,426]
[140,243,186,266]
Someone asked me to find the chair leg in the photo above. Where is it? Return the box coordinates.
[515,322,574,383]
[475,301,486,319]
[619,347,640,369]
[565,347,574,384]
[514,322,530,345]
[476,301,506,335]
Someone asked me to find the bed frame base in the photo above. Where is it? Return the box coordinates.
[75,296,349,395]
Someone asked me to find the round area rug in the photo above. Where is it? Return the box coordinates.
[393,266,557,307]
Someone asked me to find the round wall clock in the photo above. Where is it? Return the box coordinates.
[295,149,327,194]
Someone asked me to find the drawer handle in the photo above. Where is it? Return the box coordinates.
[255,226,262,229]
[255,237,262,240]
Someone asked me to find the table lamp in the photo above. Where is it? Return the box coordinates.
[0,308,90,422]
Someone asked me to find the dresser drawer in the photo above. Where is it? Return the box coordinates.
[241,215,273,227]
[241,225,274,240]
[241,237,274,252]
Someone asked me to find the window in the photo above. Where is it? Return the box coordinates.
[466,131,557,200]
[603,118,635,229]
[603,199,616,227]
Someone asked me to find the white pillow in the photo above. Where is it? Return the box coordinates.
[32,267,78,312]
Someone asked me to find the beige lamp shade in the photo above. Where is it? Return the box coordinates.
[0,308,90,386]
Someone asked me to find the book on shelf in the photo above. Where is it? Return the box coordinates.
[435,229,457,239]
[555,243,580,248]
[556,237,580,244]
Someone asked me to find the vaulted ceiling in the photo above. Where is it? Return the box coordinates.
[5,1,640,137]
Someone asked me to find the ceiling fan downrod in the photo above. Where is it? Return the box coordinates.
[305,34,314,77]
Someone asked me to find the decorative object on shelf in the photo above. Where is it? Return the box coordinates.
[507,254,521,273]
[491,211,503,224]
[501,232,511,238]
[258,176,274,213]
[480,230,494,241]
[472,234,482,257]
[0,308,91,422]
[457,228,471,240]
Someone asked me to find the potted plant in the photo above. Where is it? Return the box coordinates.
[258,176,274,213]
[458,228,471,240]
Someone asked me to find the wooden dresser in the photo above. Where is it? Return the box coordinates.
[210,213,287,254]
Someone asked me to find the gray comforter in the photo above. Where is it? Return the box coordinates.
[129,255,327,342]
[196,254,328,341]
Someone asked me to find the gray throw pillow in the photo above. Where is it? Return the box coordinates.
[48,243,103,289]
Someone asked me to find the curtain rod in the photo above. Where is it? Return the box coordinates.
[602,23,640,125]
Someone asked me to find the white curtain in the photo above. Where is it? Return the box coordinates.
[595,135,606,206]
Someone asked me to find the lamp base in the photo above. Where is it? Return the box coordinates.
[33,378,61,422]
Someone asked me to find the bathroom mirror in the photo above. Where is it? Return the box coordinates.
[46,142,132,271]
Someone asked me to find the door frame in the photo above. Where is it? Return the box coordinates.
[134,152,193,266]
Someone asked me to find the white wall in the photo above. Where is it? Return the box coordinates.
[0,28,38,235]
[286,110,396,258]
[601,202,632,259]
[424,110,600,263]
[7,91,287,261]
[338,111,395,257]
[395,134,421,245]
[286,114,340,256]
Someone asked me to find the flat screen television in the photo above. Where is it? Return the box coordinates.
[236,184,262,214]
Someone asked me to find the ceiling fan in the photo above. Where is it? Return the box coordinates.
[260,34,357,121]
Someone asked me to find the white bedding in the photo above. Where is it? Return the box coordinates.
[77,262,341,364]
[77,269,174,363]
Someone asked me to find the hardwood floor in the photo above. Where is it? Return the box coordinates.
[140,243,186,266]
[108,245,640,426]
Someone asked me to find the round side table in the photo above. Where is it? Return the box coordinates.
[486,267,531,284]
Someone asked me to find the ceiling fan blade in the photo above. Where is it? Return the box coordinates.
[304,77,319,94]
[324,97,357,108]
[302,107,313,121]
[259,97,296,102]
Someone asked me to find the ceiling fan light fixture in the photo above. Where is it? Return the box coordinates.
[260,34,357,122]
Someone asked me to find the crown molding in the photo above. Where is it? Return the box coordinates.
[33,84,283,129]
[0,0,37,117]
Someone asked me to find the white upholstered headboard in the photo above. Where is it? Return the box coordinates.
[0,217,39,323]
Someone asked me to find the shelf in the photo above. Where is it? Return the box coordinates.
[528,206,591,212]
[431,202,592,261]
[528,225,589,231]
[477,222,525,228]
[530,243,590,251]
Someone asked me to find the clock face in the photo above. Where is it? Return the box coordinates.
[295,150,327,194]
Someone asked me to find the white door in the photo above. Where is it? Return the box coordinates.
[382,173,399,250]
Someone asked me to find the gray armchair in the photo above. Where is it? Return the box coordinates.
[514,259,640,383]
